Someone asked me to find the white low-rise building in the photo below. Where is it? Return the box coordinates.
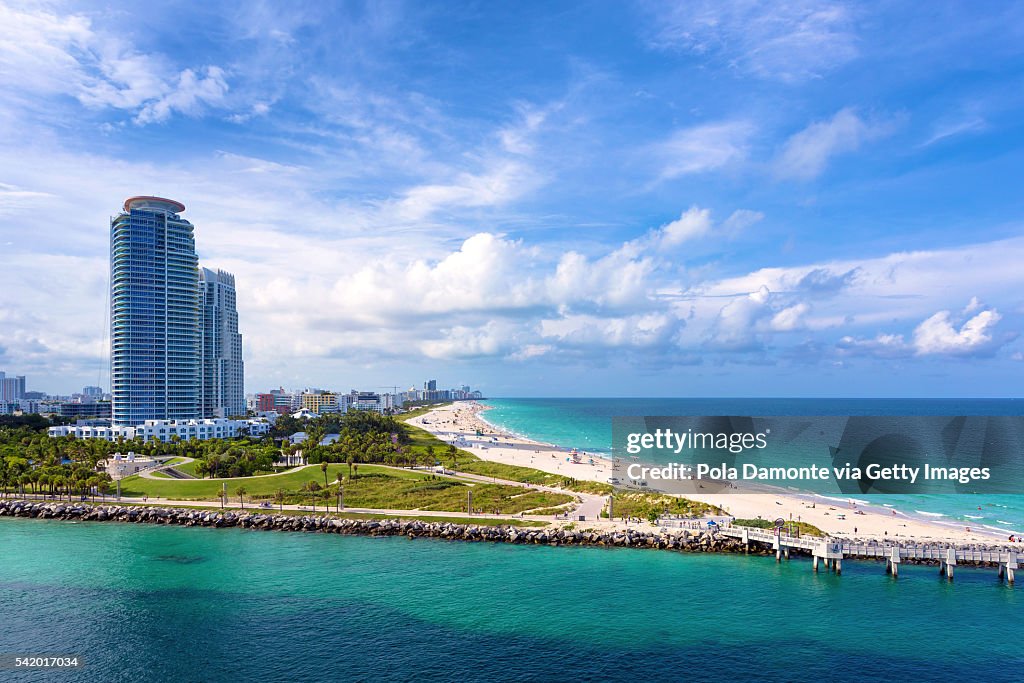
[49,417,271,442]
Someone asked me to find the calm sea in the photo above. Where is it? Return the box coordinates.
[481,398,1024,535]
[1,518,1022,682]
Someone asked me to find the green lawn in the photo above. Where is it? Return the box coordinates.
[117,464,574,514]
[171,459,201,478]
[120,464,400,500]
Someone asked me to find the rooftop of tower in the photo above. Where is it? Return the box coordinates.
[123,196,186,213]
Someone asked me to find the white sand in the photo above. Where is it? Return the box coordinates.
[409,402,1012,544]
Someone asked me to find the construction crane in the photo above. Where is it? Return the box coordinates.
[378,386,399,394]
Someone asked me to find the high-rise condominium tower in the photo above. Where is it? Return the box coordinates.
[111,197,201,426]
[200,268,245,417]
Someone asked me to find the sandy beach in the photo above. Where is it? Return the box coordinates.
[408,402,1018,545]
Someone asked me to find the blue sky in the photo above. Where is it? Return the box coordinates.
[2,1,1024,397]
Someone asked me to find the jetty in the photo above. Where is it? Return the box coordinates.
[720,525,1018,583]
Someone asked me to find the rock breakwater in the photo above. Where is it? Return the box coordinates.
[0,499,753,553]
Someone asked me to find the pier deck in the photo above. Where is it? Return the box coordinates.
[719,525,1018,582]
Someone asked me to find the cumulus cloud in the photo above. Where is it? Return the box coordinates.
[774,108,895,180]
[838,300,1012,359]
[912,305,1004,356]
[658,206,713,246]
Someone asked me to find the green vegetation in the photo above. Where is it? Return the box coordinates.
[0,421,114,499]
[277,473,572,514]
[171,459,201,478]
[455,459,613,494]
[118,463,574,514]
[395,403,452,422]
[732,518,825,538]
[607,492,723,523]
[120,464,385,500]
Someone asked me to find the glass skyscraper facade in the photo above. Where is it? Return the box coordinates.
[110,197,201,426]
[200,268,245,418]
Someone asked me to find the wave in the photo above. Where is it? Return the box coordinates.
[914,510,945,517]
[964,515,984,520]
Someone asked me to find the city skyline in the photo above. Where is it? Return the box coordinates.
[2,2,1024,397]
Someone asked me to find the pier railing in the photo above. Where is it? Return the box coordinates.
[718,525,1019,583]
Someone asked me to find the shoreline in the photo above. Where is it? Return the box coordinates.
[3,500,1020,562]
[411,401,1021,545]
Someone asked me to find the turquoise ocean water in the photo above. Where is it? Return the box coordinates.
[1,517,1022,682]
[480,398,1024,535]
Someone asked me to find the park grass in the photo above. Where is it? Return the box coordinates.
[732,518,825,538]
[117,464,573,514]
[119,464,416,500]
[171,459,201,478]
[454,460,614,495]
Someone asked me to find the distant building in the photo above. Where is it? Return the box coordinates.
[425,379,437,392]
[352,391,387,413]
[301,391,340,415]
[49,417,271,442]
[0,372,26,402]
[55,401,112,419]
[82,386,103,398]
[199,268,245,418]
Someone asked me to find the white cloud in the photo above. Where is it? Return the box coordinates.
[647,0,859,82]
[655,121,754,179]
[0,3,230,125]
[134,66,229,124]
[420,322,511,359]
[659,206,713,246]
[774,108,894,180]
[770,303,810,331]
[721,209,765,235]
[837,300,1010,358]
[912,305,1003,356]
[390,160,540,221]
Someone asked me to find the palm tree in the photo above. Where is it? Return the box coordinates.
[320,461,329,490]
[274,488,284,512]
[346,454,354,480]
[235,485,248,509]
